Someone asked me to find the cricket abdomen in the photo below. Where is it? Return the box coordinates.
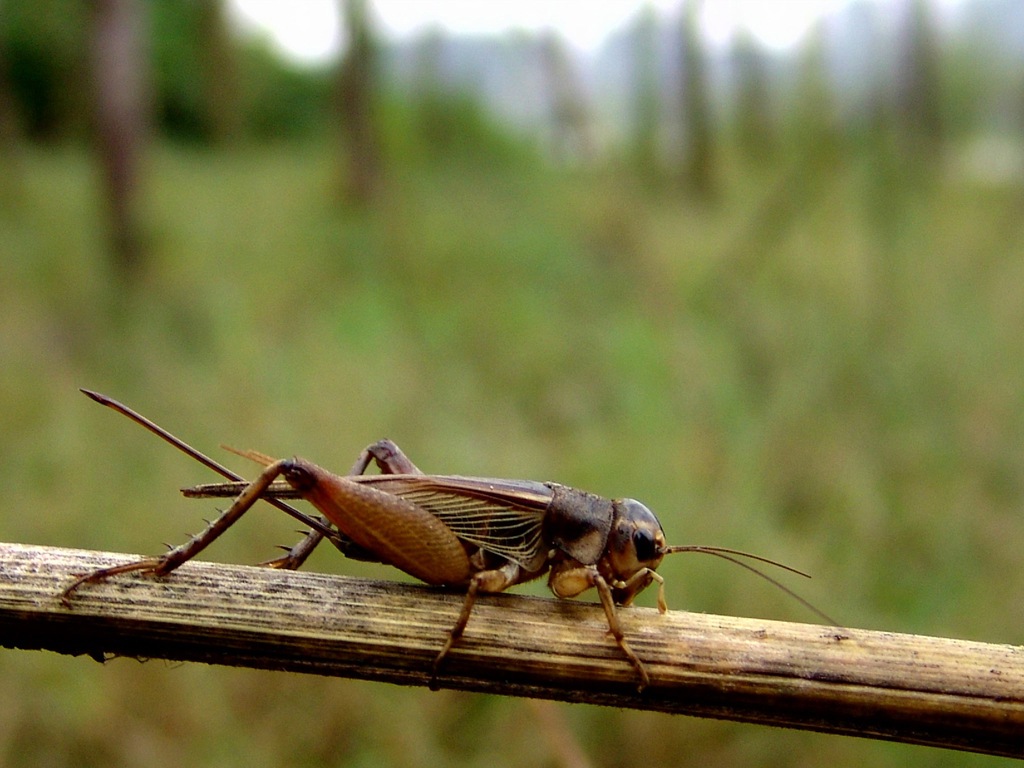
[282,458,473,586]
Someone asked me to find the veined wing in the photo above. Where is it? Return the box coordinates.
[361,476,553,573]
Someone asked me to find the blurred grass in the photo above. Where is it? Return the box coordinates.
[0,141,1022,767]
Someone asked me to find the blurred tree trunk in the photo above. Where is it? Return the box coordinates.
[0,25,23,186]
[732,29,775,164]
[896,0,943,168]
[630,7,660,180]
[410,28,446,149]
[790,27,837,146]
[538,33,593,164]
[677,0,715,198]
[89,0,149,276]
[336,0,381,205]
[196,0,240,144]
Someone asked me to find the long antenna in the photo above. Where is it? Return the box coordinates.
[80,389,337,540]
[662,544,840,627]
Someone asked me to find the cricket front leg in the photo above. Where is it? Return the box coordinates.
[549,563,651,690]
[62,460,291,604]
[611,567,667,613]
[263,439,424,570]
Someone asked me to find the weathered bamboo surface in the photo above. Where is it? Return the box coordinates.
[0,541,1020,758]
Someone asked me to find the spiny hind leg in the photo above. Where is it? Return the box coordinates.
[63,460,291,604]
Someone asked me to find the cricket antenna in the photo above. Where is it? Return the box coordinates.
[661,544,840,628]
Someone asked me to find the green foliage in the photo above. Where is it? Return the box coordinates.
[235,41,333,141]
[390,89,537,169]
[148,5,334,143]
[148,0,208,142]
[0,0,88,139]
[1,133,1022,768]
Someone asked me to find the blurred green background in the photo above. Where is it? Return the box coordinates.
[1,0,1023,765]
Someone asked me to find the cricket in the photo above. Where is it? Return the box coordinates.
[63,389,829,689]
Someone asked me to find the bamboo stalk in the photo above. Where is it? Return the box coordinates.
[0,541,1020,758]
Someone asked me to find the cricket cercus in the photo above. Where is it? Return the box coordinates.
[63,390,826,689]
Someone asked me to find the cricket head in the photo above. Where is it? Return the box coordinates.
[601,498,667,605]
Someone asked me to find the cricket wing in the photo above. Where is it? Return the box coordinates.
[359,475,554,573]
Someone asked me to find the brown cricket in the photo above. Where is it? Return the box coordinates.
[63,389,826,689]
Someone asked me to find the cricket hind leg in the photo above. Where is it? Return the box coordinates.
[262,439,425,570]
[63,460,292,604]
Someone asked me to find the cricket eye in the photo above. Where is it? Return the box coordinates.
[632,528,658,563]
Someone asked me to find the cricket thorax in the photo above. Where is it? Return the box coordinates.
[542,483,615,565]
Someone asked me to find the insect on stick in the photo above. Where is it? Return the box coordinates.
[64,390,835,689]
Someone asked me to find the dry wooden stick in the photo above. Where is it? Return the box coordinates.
[0,541,1021,758]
